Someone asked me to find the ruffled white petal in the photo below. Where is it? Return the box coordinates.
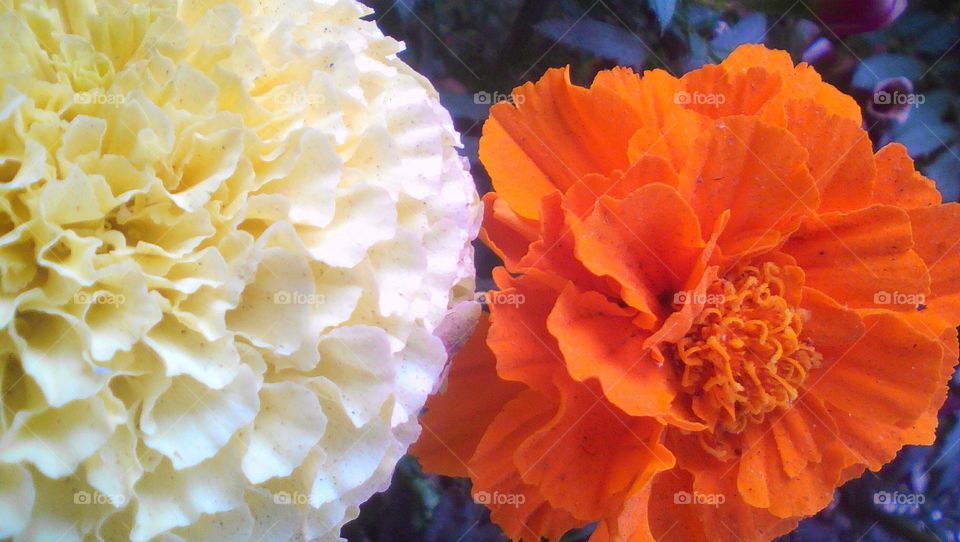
[132,439,248,542]
[242,382,327,484]
[85,421,143,506]
[144,315,242,389]
[304,406,392,509]
[140,365,259,469]
[169,504,255,542]
[11,310,106,407]
[15,471,104,542]
[0,463,34,539]
[299,184,398,267]
[0,391,124,478]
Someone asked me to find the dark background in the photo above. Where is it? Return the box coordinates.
[344,1,960,540]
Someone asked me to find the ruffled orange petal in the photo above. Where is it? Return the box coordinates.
[828,405,918,472]
[591,469,709,542]
[625,113,708,180]
[680,64,783,119]
[517,191,617,295]
[412,315,525,478]
[573,183,706,325]
[783,205,930,311]
[776,68,862,125]
[799,287,866,350]
[907,203,960,329]
[799,295,952,472]
[480,67,644,219]
[823,326,953,473]
[546,282,680,417]
[480,108,555,220]
[720,44,862,126]
[692,468,801,542]
[769,399,826,477]
[736,396,845,518]
[593,67,707,176]
[588,490,651,542]
[514,379,675,521]
[480,192,539,270]
[902,328,959,445]
[871,143,941,208]
[591,68,683,131]
[804,312,943,428]
[679,115,819,258]
[487,268,564,390]
[469,389,583,541]
[665,432,802,542]
[782,100,875,212]
[576,160,680,203]
[720,43,798,75]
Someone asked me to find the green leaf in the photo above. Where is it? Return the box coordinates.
[883,90,958,158]
[710,13,767,58]
[893,11,960,57]
[925,147,960,202]
[851,54,924,89]
[535,18,650,69]
[650,0,677,32]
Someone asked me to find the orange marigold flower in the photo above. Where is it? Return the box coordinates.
[412,44,960,542]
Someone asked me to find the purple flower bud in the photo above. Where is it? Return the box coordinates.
[816,0,907,36]
[868,76,915,121]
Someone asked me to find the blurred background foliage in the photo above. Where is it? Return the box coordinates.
[343,1,960,541]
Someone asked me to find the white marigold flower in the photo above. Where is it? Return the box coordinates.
[0,0,480,540]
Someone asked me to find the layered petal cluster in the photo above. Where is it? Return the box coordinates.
[413,45,959,541]
[0,0,479,540]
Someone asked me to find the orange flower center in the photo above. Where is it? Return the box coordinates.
[672,262,822,455]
